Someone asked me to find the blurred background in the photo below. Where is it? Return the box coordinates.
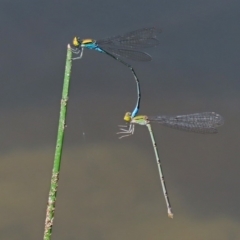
[0,0,239,239]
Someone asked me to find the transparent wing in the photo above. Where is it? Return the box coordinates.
[97,27,161,49]
[148,112,224,133]
[102,47,152,61]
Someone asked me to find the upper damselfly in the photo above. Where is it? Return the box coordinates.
[71,27,161,117]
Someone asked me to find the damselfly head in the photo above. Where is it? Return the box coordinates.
[123,112,132,122]
[73,37,80,47]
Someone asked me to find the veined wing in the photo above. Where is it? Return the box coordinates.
[148,112,224,133]
[102,47,152,61]
[97,27,161,49]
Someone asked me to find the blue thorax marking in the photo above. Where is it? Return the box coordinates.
[131,108,139,118]
[82,42,104,53]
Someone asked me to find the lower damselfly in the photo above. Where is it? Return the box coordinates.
[117,111,224,218]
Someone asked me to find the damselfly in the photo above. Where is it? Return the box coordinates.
[117,112,224,218]
[72,27,161,117]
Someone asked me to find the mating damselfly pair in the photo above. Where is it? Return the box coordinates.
[71,27,224,218]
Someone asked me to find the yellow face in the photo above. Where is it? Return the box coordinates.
[73,37,80,47]
[123,112,132,122]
